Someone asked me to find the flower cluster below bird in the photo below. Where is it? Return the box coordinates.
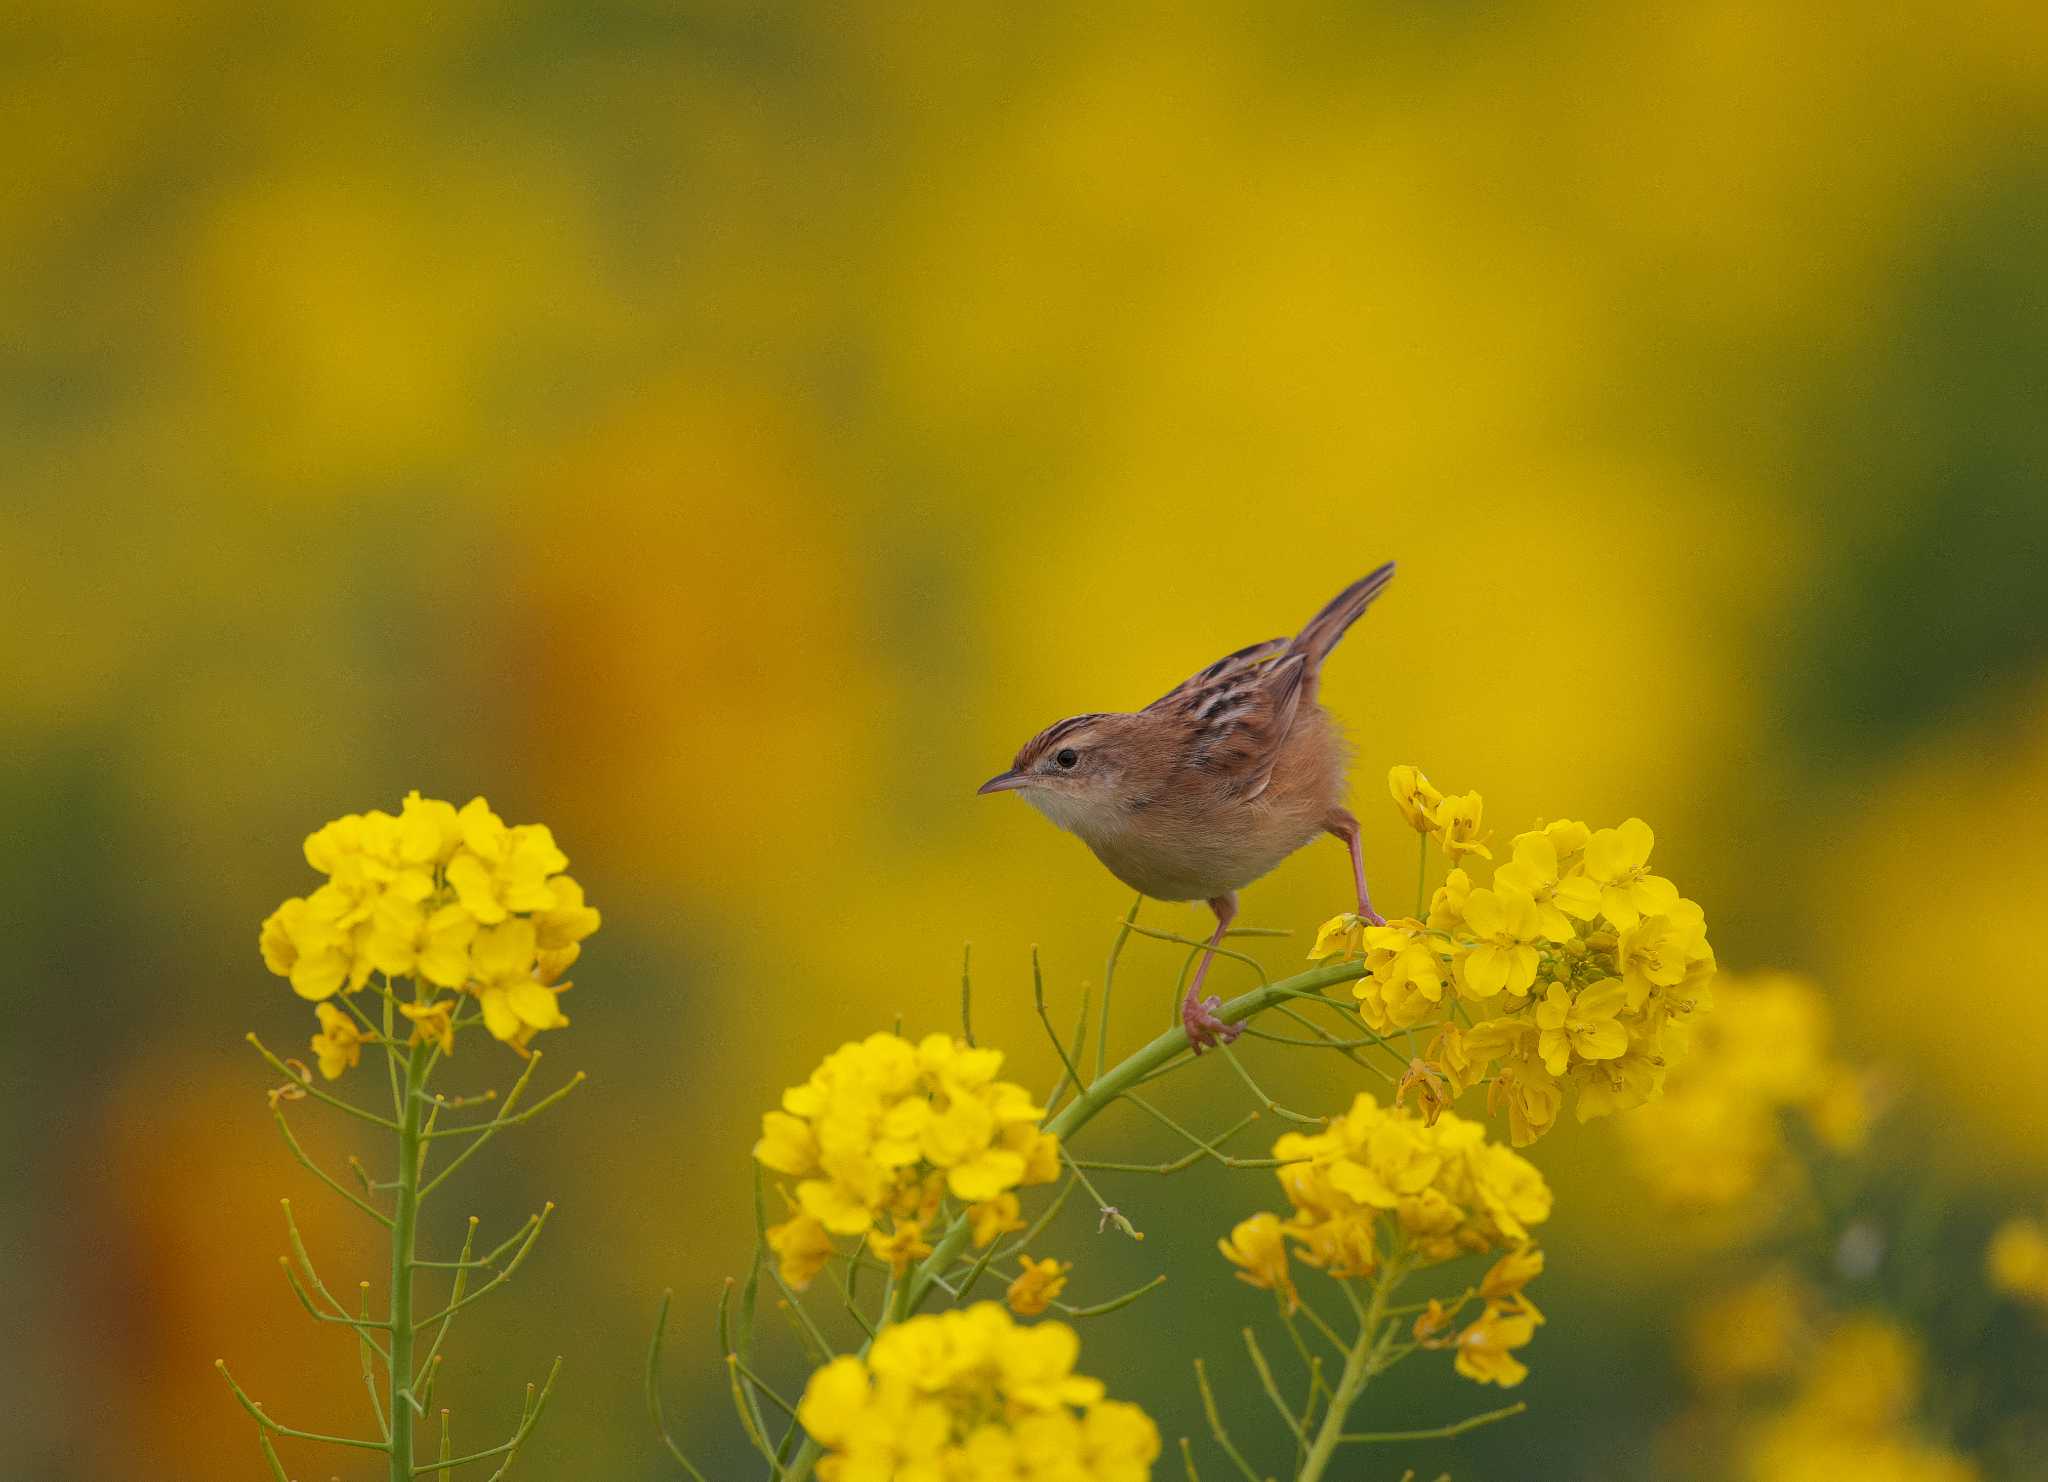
[754,1032,1061,1288]
[796,1303,1160,1482]
[1220,1091,1551,1386]
[257,792,599,1070]
[1312,768,1717,1144]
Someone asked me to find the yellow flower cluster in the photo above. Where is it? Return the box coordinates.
[258,793,599,1070]
[754,1033,1060,1288]
[1987,1209,2048,1310]
[1409,1245,1548,1387]
[1314,770,1717,1144]
[797,1303,1159,1482]
[1222,1089,1549,1285]
[1614,973,1868,1209]
[1742,1315,1977,1482]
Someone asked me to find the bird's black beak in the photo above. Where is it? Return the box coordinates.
[977,769,1030,795]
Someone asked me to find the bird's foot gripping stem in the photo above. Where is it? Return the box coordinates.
[1181,988,1244,1054]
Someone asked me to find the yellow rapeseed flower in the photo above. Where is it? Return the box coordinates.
[470,919,570,1046]
[399,997,456,1055]
[1453,1303,1536,1386]
[866,1218,933,1276]
[1360,919,1449,1025]
[1218,1211,1296,1309]
[754,1032,1059,1263]
[1495,829,1590,939]
[1006,1255,1070,1317]
[767,1208,835,1291]
[1456,885,1552,998]
[1380,800,1714,1142]
[310,1002,367,1080]
[797,1304,1158,1482]
[445,798,566,924]
[259,793,595,1060]
[1388,764,1445,832]
[1479,1245,1545,1318]
[968,1193,1026,1248]
[1431,791,1492,862]
[1308,912,1371,962]
[1263,1093,1551,1272]
[1580,818,1679,930]
[1534,979,1628,1075]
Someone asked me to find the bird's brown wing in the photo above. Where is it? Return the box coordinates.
[1147,647,1307,801]
[1143,637,1289,715]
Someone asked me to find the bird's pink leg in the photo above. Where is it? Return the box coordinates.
[1325,809,1386,926]
[1181,892,1245,1053]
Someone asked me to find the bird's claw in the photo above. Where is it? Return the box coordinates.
[1182,991,1244,1054]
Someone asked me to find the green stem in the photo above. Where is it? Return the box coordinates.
[1416,831,1429,918]
[778,959,1367,1482]
[1297,1262,1403,1482]
[1096,895,1142,1080]
[389,1040,429,1480]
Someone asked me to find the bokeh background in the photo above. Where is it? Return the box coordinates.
[8,3,2048,1478]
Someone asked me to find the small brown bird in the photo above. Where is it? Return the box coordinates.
[979,563,1394,1050]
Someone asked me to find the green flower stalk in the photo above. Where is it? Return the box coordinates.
[219,793,597,1481]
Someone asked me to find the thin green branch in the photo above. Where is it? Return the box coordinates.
[723,1322,785,1477]
[1059,1146,1141,1239]
[409,1206,552,1328]
[1097,894,1143,1080]
[422,1065,585,1148]
[246,1034,398,1128]
[1243,1326,1309,1457]
[278,1259,393,1359]
[1192,1357,1264,1482]
[728,1353,800,1421]
[1249,999,1407,1080]
[1055,1272,1168,1319]
[967,1178,1075,1299]
[720,1271,780,1452]
[1215,1039,1326,1125]
[418,1069,584,1195]
[647,1292,717,1482]
[1340,1401,1527,1444]
[410,1358,564,1474]
[1044,980,1092,1117]
[411,1216,479,1390]
[1032,947,1089,1105]
[278,1200,393,1349]
[1126,921,1271,985]
[272,1106,392,1225]
[1289,1290,1350,1357]
[256,1431,291,1482]
[824,1259,878,1340]
[214,1359,390,1452]
[358,1282,390,1441]
[960,944,975,1047]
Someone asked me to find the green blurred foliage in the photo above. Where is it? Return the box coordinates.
[5,3,2046,1478]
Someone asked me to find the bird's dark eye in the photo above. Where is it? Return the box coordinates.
[1054,748,1079,770]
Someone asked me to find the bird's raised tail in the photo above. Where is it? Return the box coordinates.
[1289,561,1396,671]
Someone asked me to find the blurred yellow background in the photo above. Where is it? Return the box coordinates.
[7,3,2047,1478]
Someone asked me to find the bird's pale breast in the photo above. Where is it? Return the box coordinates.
[1073,706,1349,902]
